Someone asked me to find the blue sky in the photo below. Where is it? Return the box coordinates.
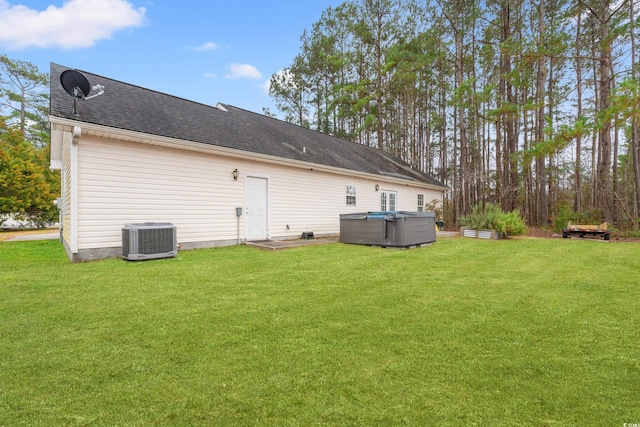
[0,0,342,114]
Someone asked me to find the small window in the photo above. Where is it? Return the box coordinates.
[417,194,424,212]
[346,185,357,205]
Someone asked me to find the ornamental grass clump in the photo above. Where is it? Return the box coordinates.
[460,203,528,237]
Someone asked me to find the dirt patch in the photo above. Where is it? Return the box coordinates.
[609,235,640,243]
[527,228,558,239]
[526,227,640,243]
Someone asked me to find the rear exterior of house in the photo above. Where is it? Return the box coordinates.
[49,64,447,261]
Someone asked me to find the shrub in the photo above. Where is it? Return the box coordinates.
[460,203,529,237]
[502,208,529,236]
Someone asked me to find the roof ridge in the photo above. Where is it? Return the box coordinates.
[51,62,224,113]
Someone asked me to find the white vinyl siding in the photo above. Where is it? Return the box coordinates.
[73,135,444,251]
[77,137,241,249]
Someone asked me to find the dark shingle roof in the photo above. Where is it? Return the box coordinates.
[50,63,446,188]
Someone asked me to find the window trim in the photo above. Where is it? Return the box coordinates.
[346,184,357,206]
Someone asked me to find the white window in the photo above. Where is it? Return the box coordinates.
[380,190,397,211]
[417,194,424,212]
[346,185,357,205]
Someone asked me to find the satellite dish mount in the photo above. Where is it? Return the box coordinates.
[60,69,105,115]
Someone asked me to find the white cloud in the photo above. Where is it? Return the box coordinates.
[272,68,293,84]
[203,72,217,79]
[0,0,146,50]
[262,68,296,94]
[225,63,262,80]
[261,68,285,94]
[192,41,219,51]
[260,79,271,94]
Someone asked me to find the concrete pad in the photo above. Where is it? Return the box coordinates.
[246,238,338,250]
[4,232,59,242]
[436,231,459,237]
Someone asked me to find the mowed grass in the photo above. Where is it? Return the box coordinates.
[1,237,639,426]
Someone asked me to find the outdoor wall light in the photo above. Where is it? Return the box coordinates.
[233,168,239,181]
[375,184,380,191]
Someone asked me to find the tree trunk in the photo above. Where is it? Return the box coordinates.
[547,58,556,223]
[574,5,583,213]
[596,1,613,223]
[454,0,470,215]
[500,1,518,212]
[591,30,599,208]
[631,0,640,222]
[535,0,548,225]
[375,8,385,151]
[439,82,448,186]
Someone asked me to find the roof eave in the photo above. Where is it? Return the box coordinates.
[49,115,448,192]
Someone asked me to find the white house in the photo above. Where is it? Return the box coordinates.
[49,63,447,261]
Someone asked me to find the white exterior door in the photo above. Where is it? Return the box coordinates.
[380,190,397,211]
[245,176,268,240]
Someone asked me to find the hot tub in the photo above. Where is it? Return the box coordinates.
[339,211,436,247]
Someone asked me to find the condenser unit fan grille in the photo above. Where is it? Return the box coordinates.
[122,222,177,261]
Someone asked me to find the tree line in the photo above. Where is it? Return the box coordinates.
[268,0,640,230]
[0,55,59,227]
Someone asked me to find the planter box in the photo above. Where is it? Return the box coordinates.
[460,227,500,240]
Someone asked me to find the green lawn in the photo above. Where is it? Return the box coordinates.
[1,237,639,426]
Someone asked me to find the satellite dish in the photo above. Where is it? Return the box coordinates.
[60,70,91,98]
[59,69,104,115]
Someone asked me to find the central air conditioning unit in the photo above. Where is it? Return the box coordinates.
[122,222,177,261]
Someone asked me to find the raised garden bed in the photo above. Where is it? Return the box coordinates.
[460,227,501,240]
